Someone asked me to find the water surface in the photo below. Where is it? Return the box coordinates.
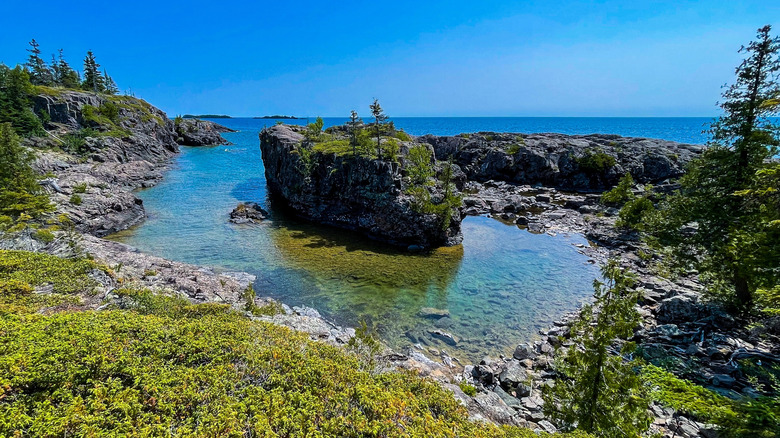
[112,117,708,361]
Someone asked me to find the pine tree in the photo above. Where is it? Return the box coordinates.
[25,39,53,86]
[49,54,60,86]
[370,99,388,159]
[647,25,780,310]
[57,50,80,89]
[82,51,105,93]
[348,110,361,156]
[0,65,44,136]
[542,260,651,438]
[103,70,119,95]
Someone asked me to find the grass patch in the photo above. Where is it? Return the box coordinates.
[312,139,352,156]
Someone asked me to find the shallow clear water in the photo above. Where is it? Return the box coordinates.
[110,117,709,362]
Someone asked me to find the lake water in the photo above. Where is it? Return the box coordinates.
[110,117,711,362]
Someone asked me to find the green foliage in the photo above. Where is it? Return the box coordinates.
[241,285,284,317]
[69,194,82,205]
[406,144,435,185]
[370,98,389,159]
[347,320,384,373]
[577,149,617,174]
[543,260,651,438]
[61,128,97,154]
[312,139,351,156]
[0,64,44,136]
[601,173,635,206]
[641,364,780,438]
[303,116,325,143]
[0,293,573,437]
[295,144,318,183]
[72,182,88,193]
[646,26,780,310]
[0,123,52,222]
[394,129,412,141]
[385,137,400,161]
[25,39,54,86]
[459,381,478,397]
[0,250,98,296]
[33,228,56,243]
[616,196,654,230]
[81,50,106,93]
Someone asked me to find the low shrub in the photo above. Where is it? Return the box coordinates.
[69,194,82,205]
[577,149,617,174]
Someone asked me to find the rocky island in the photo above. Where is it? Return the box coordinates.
[260,122,701,248]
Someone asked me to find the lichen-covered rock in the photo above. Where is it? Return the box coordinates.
[419,132,703,192]
[259,124,462,248]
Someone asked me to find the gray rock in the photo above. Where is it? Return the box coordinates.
[429,329,459,346]
[418,307,450,319]
[513,344,537,361]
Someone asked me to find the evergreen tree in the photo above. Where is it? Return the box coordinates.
[25,39,53,86]
[348,110,361,156]
[57,50,80,89]
[82,51,105,93]
[369,98,388,159]
[0,65,44,136]
[542,260,650,438]
[49,54,60,86]
[0,122,51,220]
[646,25,780,310]
[103,70,119,95]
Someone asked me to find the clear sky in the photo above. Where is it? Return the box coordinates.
[2,1,778,117]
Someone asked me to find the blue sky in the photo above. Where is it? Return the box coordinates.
[2,1,778,117]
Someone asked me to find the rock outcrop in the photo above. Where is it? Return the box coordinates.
[27,89,231,236]
[259,125,462,248]
[175,118,235,146]
[419,132,703,192]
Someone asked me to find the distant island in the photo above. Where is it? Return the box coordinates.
[253,115,299,119]
[183,114,232,119]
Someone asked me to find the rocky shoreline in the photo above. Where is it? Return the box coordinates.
[9,96,774,437]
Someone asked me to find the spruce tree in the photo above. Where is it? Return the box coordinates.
[103,70,119,95]
[0,65,44,136]
[82,51,105,93]
[25,39,53,86]
[348,110,360,156]
[57,50,80,89]
[542,260,650,438]
[369,99,388,159]
[647,25,780,310]
[50,54,61,86]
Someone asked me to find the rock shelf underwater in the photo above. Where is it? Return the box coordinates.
[110,121,603,363]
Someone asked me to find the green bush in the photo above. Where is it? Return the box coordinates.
[577,149,617,174]
[394,130,412,141]
[601,173,635,206]
[617,196,654,230]
[0,250,98,296]
[33,228,56,243]
[72,182,88,193]
[69,194,82,205]
[459,381,478,397]
[0,301,573,437]
[406,144,434,185]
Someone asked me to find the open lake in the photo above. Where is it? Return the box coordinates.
[110,117,710,362]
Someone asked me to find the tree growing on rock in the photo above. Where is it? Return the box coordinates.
[348,110,361,156]
[646,25,780,311]
[370,98,388,159]
[0,65,44,136]
[0,123,52,222]
[542,260,650,438]
[55,49,80,89]
[25,39,53,86]
[82,51,105,93]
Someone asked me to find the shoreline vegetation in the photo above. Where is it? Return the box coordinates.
[0,26,779,438]
[253,115,300,119]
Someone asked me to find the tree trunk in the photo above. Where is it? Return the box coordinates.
[734,271,752,308]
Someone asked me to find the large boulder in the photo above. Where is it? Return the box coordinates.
[259,125,463,248]
[174,118,234,146]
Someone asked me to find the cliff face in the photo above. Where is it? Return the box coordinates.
[420,132,703,192]
[28,88,230,236]
[260,125,462,248]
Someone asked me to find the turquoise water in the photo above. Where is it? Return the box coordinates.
[111,118,709,361]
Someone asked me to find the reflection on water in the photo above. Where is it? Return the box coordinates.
[109,121,600,363]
